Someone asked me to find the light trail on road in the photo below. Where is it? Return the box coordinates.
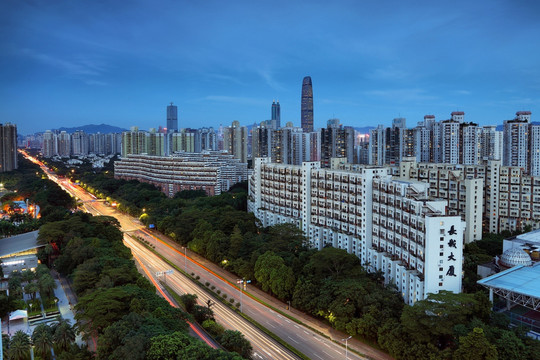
[24,151,369,360]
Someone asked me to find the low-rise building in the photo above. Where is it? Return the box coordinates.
[115,151,247,197]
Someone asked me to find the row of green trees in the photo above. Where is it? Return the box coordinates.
[2,319,87,360]
[38,212,248,359]
[67,166,540,359]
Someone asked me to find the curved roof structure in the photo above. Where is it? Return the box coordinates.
[500,248,533,268]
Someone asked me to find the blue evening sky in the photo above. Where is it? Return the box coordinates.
[1,0,539,135]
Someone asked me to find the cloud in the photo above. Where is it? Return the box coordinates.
[257,69,285,91]
[20,48,108,85]
[453,90,471,95]
[204,73,245,85]
[363,88,437,102]
[203,95,266,105]
[368,66,410,81]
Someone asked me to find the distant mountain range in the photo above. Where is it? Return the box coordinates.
[54,124,128,134]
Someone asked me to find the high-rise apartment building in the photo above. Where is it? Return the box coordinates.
[459,122,480,165]
[271,100,281,129]
[440,115,461,164]
[194,127,217,153]
[171,130,195,153]
[0,123,18,172]
[320,119,354,167]
[223,121,248,163]
[167,103,178,132]
[503,111,531,171]
[301,76,314,133]
[399,159,484,243]
[122,127,148,157]
[251,123,272,160]
[42,130,57,158]
[57,131,71,157]
[248,158,464,305]
[72,131,89,155]
[480,126,503,161]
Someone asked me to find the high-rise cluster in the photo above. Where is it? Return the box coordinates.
[42,130,122,158]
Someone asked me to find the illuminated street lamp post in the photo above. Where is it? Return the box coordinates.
[236,278,251,312]
[342,336,352,360]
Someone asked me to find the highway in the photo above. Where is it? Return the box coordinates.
[125,234,298,360]
[23,151,368,360]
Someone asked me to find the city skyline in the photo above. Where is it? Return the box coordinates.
[2,1,539,135]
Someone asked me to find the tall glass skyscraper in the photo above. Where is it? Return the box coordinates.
[167,102,178,132]
[301,76,314,133]
[271,100,281,128]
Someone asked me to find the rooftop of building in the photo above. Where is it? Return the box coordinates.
[507,228,540,245]
[478,262,540,299]
[0,230,41,258]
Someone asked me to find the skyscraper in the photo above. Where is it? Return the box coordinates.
[271,100,281,129]
[301,76,313,133]
[167,102,178,132]
[0,123,18,172]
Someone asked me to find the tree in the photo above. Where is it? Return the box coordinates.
[8,330,31,360]
[401,291,491,347]
[147,331,243,360]
[32,324,53,360]
[228,225,243,259]
[219,330,253,359]
[453,328,497,360]
[38,273,57,298]
[75,287,131,336]
[52,319,76,352]
[254,251,295,299]
[305,247,362,279]
[179,294,198,313]
[493,329,526,360]
[24,281,39,301]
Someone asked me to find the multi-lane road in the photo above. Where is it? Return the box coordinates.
[23,151,369,360]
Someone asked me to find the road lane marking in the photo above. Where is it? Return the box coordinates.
[322,350,335,358]
[304,330,309,335]
[265,321,276,328]
[287,336,299,344]
[314,354,324,360]
[324,342,331,348]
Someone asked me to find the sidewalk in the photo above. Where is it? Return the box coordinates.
[51,271,85,347]
[153,230,393,360]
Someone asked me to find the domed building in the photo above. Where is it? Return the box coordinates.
[499,248,533,268]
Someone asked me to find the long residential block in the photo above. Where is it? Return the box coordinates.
[115,151,247,197]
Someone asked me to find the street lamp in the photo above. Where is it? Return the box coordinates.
[236,278,251,313]
[342,336,352,360]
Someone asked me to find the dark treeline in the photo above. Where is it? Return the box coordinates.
[76,170,540,360]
